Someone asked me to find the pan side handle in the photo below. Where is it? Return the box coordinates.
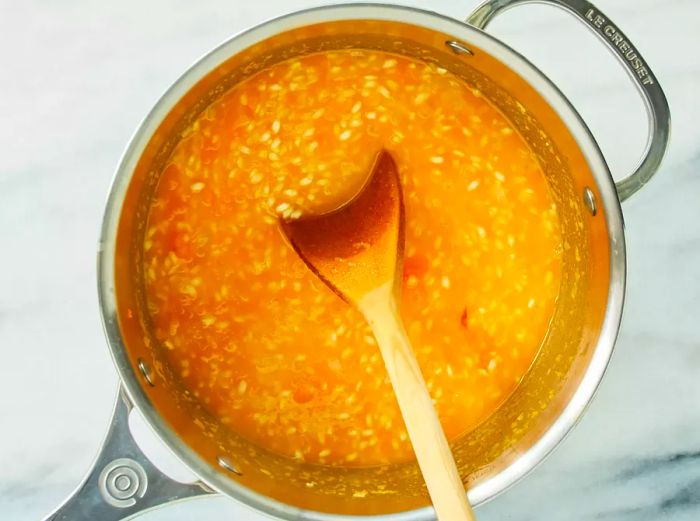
[466,0,670,202]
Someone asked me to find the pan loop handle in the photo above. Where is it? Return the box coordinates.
[44,388,213,521]
[466,0,670,202]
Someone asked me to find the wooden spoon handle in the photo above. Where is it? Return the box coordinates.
[360,290,476,521]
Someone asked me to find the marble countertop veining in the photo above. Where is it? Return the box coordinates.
[1,0,698,519]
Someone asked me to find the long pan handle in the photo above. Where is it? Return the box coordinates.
[44,388,213,521]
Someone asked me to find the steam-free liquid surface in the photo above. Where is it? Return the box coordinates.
[143,50,562,466]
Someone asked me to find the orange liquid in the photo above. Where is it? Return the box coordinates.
[143,50,562,466]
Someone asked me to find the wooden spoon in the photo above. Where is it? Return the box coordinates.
[280,150,475,521]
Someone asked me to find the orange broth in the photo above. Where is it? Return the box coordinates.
[143,50,562,466]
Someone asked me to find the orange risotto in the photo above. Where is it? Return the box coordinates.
[143,49,562,466]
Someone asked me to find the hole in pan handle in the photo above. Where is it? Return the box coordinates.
[465,0,671,202]
[43,388,213,521]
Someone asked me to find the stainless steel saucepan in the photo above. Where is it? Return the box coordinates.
[46,1,669,519]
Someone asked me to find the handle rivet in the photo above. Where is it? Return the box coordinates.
[445,40,474,56]
[218,456,242,476]
[98,458,148,508]
[137,358,155,387]
[583,187,597,216]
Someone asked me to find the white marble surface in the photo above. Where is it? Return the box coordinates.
[1,0,699,519]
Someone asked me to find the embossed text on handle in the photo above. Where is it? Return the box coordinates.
[584,8,654,85]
